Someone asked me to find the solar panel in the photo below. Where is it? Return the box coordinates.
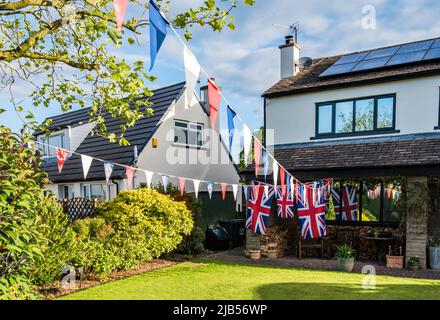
[364,46,399,59]
[352,57,390,71]
[386,51,427,66]
[319,37,440,77]
[334,52,368,65]
[319,62,357,77]
[424,48,440,60]
[397,40,434,54]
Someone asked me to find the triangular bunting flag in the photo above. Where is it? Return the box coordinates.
[208,79,221,129]
[81,155,93,180]
[273,161,279,189]
[262,150,269,180]
[220,183,228,200]
[207,182,213,199]
[226,105,237,151]
[178,177,186,196]
[144,171,154,188]
[149,0,168,71]
[104,162,114,184]
[254,139,261,177]
[280,167,286,196]
[290,175,295,199]
[193,180,200,199]
[114,0,128,32]
[243,185,249,202]
[125,167,136,189]
[162,175,169,192]
[243,124,252,165]
[183,46,200,108]
[264,184,269,199]
[56,148,69,173]
[232,184,238,201]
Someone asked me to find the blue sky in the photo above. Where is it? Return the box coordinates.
[2,0,440,133]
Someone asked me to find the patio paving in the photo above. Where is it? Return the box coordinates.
[206,247,440,280]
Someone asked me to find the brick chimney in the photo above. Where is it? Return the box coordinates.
[279,35,301,79]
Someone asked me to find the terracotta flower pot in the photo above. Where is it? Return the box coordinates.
[386,255,404,269]
[249,250,261,260]
[267,249,278,259]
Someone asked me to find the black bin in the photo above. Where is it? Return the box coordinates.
[218,219,245,249]
[205,226,232,251]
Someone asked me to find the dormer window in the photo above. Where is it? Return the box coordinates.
[315,94,396,139]
[40,134,65,157]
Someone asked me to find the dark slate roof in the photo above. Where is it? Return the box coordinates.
[242,132,440,176]
[41,82,185,183]
[264,38,440,98]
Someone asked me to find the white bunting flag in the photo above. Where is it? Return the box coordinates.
[81,155,93,180]
[162,175,169,192]
[290,175,295,199]
[207,182,213,199]
[232,184,238,201]
[264,184,269,199]
[104,162,114,184]
[193,180,200,199]
[272,161,279,189]
[243,124,252,165]
[144,171,154,188]
[183,46,201,108]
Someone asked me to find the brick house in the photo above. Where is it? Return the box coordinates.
[242,36,440,268]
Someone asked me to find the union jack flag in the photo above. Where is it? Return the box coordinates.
[246,182,274,235]
[276,184,295,218]
[331,186,358,221]
[296,182,328,240]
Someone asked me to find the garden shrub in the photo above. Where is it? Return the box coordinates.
[157,184,205,255]
[70,217,120,277]
[96,188,193,268]
[0,127,74,299]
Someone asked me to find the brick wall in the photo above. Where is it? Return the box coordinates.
[406,177,429,269]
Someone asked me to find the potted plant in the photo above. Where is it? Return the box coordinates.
[334,244,356,272]
[408,256,421,271]
[429,239,440,270]
[248,248,261,260]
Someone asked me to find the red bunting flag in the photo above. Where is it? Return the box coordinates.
[56,148,68,173]
[178,177,186,196]
[114,0,128,32]
[208,79,221,129]
[254,139,261,177]
[220,183,228,200]
[125,167,136,189]
[386,189,391,200]
[280,167,286,196]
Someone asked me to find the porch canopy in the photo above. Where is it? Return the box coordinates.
[241,132,440,181]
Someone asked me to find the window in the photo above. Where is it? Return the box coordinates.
[40,134,65,157]
[316,94,396,138]
[82,184,106,201]
[325,180,402,224]
[174,120,204,147]
[62,185,74,200]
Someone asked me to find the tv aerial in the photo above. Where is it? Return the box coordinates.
[273,22,299,43]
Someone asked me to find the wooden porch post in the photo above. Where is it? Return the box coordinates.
[405,177,429,269]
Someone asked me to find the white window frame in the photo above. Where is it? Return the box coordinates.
[173,120,204,147]
[40,134,65,158]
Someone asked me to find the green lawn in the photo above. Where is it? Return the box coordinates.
[60,259,440,300]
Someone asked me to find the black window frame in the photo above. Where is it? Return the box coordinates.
[313,94,398,139]
[326,179,401,227]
